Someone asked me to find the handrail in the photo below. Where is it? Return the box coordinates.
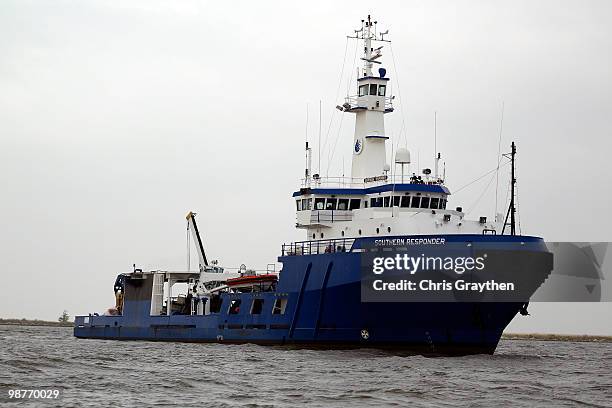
[300,175,445,189]
[310,210,353,223]
[344,95,394,111]
[281,238,356,256]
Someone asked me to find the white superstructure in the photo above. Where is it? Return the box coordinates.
[295,16,502,244]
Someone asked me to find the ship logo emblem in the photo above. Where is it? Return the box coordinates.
[360,329,370,340]
[354,138,363,155]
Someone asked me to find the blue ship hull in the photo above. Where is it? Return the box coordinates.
[74,235,551,355]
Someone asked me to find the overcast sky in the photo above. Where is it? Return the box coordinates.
[1,0,611,334]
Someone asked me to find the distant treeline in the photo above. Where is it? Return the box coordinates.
[503,333,612,343]
[0,318,73,327]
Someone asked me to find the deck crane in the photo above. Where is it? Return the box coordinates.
[186,211,208,272]
[186,212,241,303]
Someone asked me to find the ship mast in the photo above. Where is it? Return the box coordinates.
[502,142,517,235]
[341,15,392,182]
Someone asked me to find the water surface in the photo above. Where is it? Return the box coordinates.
[1,326,610,407]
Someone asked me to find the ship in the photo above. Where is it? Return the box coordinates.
[74,16,553,355]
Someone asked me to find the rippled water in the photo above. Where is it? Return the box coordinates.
[1,325,611,407]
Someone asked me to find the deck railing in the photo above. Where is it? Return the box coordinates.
[281,238,356,256]
[343,95,394,111]
[309,210,353,223]
[300,174,444,189]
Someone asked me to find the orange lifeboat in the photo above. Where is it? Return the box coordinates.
[226,274,278,292]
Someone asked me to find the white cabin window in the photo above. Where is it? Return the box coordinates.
[400,196,411,208]
[369,84,377,95]
[420,197,430,208]
[393,196,401,207]
[296,200,302,211]
[338,198,349,210]
[430,198,439,209]
[383,196,390,207]
[326,198,337,210]
[314,198,325,210]
[305,198,312,210]
[411,196,421,208]
[378,85,386,96]
[358,84,368,96]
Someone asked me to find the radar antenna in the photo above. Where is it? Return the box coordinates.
[347,15,390,77]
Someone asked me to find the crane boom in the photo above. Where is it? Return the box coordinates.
[186,211,208,271]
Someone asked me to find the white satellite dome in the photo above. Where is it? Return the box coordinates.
[395,148,411,164]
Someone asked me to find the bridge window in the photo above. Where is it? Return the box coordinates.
[349,199,361,210]
[383,196,390,207]
[229,299,241,315]
[371,197,383,208]
[401,196,411,207]
[251,298,264,315]
[314,198,325,210]
[369,84,377,95]
[393,196,401,207]
[272,298,287,315]
[326,198,337,210]
[359,84,368,96]
[420,197,430,208]
[440,199,447,209]
[378,85,386,96]
[296,200,301,211]
[430,198,439,209]
[338,198,349,210]
[411,196,421,208]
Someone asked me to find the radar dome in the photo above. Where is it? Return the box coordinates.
[395,148,411,164]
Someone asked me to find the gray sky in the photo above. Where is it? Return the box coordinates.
[1,0,611,334]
